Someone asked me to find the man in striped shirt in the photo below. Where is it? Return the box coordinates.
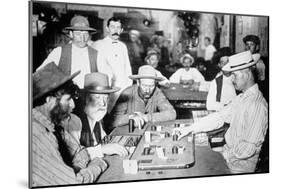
[174,51,268,173]
[32,63,107,187]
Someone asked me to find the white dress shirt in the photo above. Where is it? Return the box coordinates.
[169,68,205,84]
[206,72,237,111]
[204,44,216,61]
[94,36,133,112]
[37,44,91,88]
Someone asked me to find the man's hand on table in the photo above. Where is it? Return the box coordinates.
[101,143,128,157]
[173,125,195,140]
[129,112,149,129]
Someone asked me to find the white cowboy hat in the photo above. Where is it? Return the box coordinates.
[129,65,164,81]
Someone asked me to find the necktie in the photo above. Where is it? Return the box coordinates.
[93,122,101,144]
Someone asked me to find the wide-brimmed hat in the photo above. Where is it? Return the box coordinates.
[65,15,96,32]
[144,49,160,63]
[180,53,194,65]
[33,62,80,101]
[83,72,120,94]
[129,65,164,81]
[222,51,257,72]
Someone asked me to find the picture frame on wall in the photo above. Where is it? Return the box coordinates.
[29,0,269,188]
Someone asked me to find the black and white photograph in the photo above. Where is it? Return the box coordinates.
[29,0,269,188]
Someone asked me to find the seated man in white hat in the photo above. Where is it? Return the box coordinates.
[64,72,128,158]
[169,53,205,86]
[109,65,177,130]
[174,51,268,173]
[32,63,107,187]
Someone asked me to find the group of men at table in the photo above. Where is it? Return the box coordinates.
[31,14,268,187]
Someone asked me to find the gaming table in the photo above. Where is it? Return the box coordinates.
[97,119,230,183]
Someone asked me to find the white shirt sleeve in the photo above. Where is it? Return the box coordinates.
[169,69,182,83]
[192,68,205,83]
[36,46,62,71]
[123,45,133,87]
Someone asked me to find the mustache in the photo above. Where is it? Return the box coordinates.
[112,33,120,36]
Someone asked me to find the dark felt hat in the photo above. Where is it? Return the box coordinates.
[65,15,96,32]
[243,35,260,45]
[33,62,80,101]
[83,72,120,94]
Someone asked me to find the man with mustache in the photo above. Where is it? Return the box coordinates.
[32,63,107,187]
[109,65,176,130]
[93,17,132,113]
[66,72,128,157]
[174,51,268,173]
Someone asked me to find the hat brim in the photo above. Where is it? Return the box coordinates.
[33,70,81,101]
[83,87,120,94]
[222,60,257,72]
[64,26,97,32]
[129,75,164,81]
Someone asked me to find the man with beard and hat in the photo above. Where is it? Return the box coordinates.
[108,65,176,130]
[173,51,268,173]
[32,63,107,187]
[92,17,132,113]
[37,15,98,89]
[64,72,128,158]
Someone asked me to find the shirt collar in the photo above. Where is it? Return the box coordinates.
[105,36,119,44]
[33,105,55,132]
[240,84,259,98]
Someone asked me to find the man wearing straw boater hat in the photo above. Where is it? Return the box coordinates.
[174,51,268,173]
[64,72,128,158]
[109,65,176,130]
[32,63,107,187]
[37,15,98,89]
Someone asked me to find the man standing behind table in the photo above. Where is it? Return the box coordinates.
[203,36,217,62]
[64,72,128,158]
[37,15,98,89]
[32,63,107,187]
[93,17,132,113]
[109,65,176,130]
[174,51,268,173]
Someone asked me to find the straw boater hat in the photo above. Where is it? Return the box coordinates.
[144,49,160,63]
[222,51,258,72]
[33,62,80,101]
[180,53,194,65]
[129,65,164,81]
[83,72,120,94]
[65,15,96,32]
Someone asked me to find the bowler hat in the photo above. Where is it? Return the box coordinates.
[33,62,80,101]
[83,72,120,94]
[243,35,260,45]
[222,51,257,72]
[129,65,164,81]
[65,15,96,32]
[144,49,160,63]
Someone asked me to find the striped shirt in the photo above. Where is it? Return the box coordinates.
[193,84,268,173]
[31,105,106,187]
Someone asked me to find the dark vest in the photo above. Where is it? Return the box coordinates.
[215,75,223,102]
[58,44,98,75]
[78,112,102,147]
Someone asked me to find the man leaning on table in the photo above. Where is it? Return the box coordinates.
[109,65,176,131]
[174,51,268,173]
